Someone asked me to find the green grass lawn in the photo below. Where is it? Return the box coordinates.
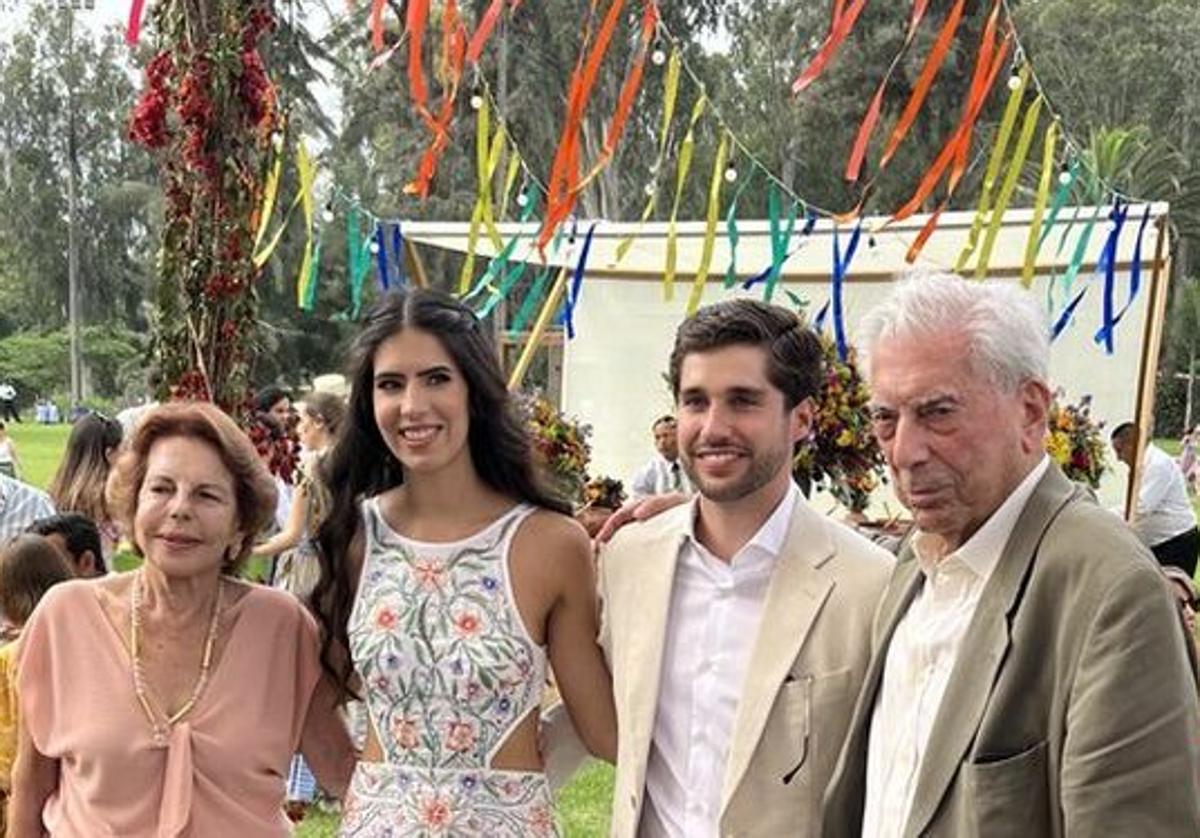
[6,422,72,490]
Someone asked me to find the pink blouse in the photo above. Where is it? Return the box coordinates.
[17,579,321,837]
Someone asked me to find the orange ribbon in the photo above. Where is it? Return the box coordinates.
[879,0,967,170]
[792,0,868,94]
[369,0,387,52]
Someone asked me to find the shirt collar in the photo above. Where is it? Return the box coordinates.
[913,455,1050,580]
[684,479,800,562]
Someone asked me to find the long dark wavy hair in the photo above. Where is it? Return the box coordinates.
[311,288,569,698]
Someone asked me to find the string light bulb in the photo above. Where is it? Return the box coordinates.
[516,191,530,208]
[469,93,484,110]
[368,240,380,255]
[723,165,738,183]
[651,47,666,66]
[1006,72,1023,91]
[270,131,284,151]
[1058,165,1073,186]
[644,182,656,197]
[322,203,335,223]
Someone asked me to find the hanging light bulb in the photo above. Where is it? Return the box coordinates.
[644,182,656,197]
[723,165,738,183]
[470,93,484,110]
[368,240,380,255]
[651,47,667,66]
[270,131,284,151]
[516,191,530,208]
[321,202,335,223]
[1058,165,1073,186]
[1006,72,1023,91]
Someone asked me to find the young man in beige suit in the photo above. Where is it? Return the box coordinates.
[821,272,1200,837]
[599,299,893,837]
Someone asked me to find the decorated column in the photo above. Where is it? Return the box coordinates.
[128,0,278,416]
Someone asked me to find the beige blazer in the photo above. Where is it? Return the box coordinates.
[822,465,1200,838]
[599,494,893,837]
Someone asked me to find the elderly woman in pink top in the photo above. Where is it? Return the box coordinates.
[8,402,355,837]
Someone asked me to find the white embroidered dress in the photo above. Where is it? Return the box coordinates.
[339,499,557,837]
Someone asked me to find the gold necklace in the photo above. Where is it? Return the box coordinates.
[129,570,223,746]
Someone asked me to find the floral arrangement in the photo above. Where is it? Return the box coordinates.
[128,1,278,417]
[245,412,300,485]
[1045,390,1108,488]
[521,394,592,505]
[793,335,888,513]
[583,476,626,510]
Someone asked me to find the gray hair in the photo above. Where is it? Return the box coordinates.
[858,270,1049,392]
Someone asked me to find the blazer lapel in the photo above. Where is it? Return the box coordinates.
[621,523,687,793]
[719,498,835,813]
[903,466,1079,837]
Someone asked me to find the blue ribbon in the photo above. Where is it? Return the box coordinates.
[813,300,830,333]
[831,221,862,361]
[560,222,598,340]
[1092,200,1130,354]
[374,223,390,290]
[1052,287,1088,342]
[1109,204,1151,331]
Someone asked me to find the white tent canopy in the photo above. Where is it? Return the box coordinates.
[404,203,1171,513]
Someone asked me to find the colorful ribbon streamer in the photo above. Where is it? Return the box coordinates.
[792,0,869,94]
[686,132,730,316]
[346,205,372,319]
[956,64,1030,272]
[293,142,316,309]
[375,223,390,290]
[663,95,707,301]
[126,0,147,45]
[973,94,1042,278]
[723,169,757,289]
[1092,200,1130,354]
[614,47,681,266]
[831,221,863,361]
[1021,120,1060,287]
[561,223,599,340]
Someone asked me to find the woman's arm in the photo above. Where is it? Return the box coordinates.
[299,674,358,798]
[7,718,57,837]
[542,519,617,763]
[255,482,309,558]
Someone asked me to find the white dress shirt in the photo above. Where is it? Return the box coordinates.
[0,472,56,546]
[862,457,1049,838]
[1133,444,1197,547]
[641,481,799,837]
[630,455,693,499]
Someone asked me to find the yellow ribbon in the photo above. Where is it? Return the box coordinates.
[955,64,1030,272]
[293,142,316,307]
[459,98,507,294]
[974,94,1043,278]
[253,148,283,251]
[1022,119,1059,287]
[499,143,522,219]
[686,131,730,316]
[615,48,681,265]
[664,94,707,301]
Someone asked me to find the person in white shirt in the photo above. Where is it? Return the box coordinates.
[1111,422,1199,575]
[629,416,693,499]
[598,298,893,837]
[822,271,1200,837]
[0,472,55,546]
[0,382,19,423]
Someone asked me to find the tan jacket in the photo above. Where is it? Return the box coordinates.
[599,494,893,837]
[822,465,1200,838]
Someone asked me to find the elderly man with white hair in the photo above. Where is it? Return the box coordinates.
[821,272,1200,837]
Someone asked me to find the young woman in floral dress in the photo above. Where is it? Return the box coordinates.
[312,289,615,836]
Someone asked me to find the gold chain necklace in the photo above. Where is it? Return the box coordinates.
[129,570,223,746]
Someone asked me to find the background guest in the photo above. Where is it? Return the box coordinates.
[25,513,107,577]
[1112,422,1200,575]
[0,423,21,480]
[47,412,123,558]
[0,535,74,831]
[629,415,693,500]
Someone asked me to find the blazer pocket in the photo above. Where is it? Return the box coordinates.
[774,669,852,786]
[963,740,1051,838]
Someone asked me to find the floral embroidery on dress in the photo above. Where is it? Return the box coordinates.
[340,500,557,837]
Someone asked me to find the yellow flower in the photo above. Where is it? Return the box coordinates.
[1045,431,1071,465]
[835,429,855,448]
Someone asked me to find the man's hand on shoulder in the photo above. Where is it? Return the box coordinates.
[595,492,689,545]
